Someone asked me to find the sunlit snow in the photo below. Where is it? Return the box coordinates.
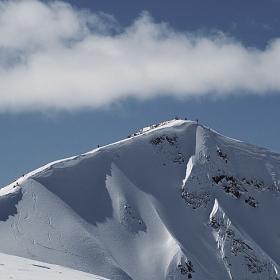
[0,252,109,280]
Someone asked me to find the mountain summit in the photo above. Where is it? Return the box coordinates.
[1,119,280,279]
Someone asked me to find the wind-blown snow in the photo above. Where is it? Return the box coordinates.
[1,119,280,279]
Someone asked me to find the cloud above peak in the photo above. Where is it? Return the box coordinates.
[0,0,280,112]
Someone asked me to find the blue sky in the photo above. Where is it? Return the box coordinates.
[1,0,280,187]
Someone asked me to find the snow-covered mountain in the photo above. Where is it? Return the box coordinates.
[1,119,280,279]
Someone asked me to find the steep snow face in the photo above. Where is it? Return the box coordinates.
[1,119,280,279]
[209,199,280,280]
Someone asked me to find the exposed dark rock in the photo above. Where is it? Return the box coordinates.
[181,190,210,209]
[150,136,165,146]
[245,197,259,208]
[150,134,178,147]
[217,148,229,163]
[166,135,178,147]
[212,174,226,184]
[173,153,185,164]
[209,216,224,229]
[177,260,195,278]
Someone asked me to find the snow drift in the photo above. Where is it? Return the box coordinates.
[1,119,280,279]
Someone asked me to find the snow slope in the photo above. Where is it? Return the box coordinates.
[1,119,280,279]
[0,252,109,280]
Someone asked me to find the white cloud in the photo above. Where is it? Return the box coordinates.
[0,0,280,112]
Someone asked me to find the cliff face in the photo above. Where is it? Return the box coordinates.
[1,119,280,280]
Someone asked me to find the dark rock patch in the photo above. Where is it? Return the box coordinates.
[150,134,178,147]
[217,148,229,163]
[245,196,259,208]
[181,190,210,209]
[178,260,195,278]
